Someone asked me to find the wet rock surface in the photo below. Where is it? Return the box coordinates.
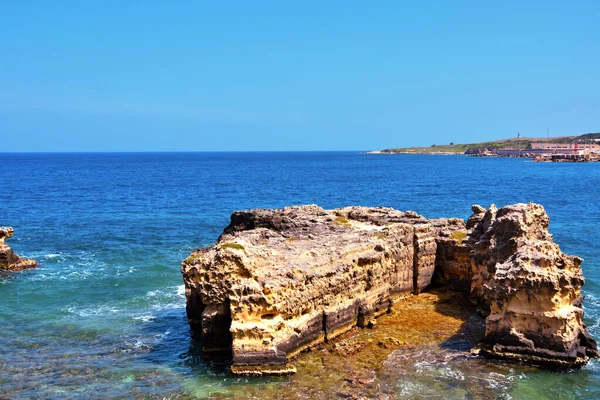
[204,290,495,400]
[0,227,37,271]
[182,203,597,375]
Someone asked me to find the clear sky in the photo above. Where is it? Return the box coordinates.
[1,1,598,152]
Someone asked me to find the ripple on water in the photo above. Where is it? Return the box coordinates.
[583,292,600,335]
[145,284,186,310]
[382,346,525,399]
[65,304,121,318]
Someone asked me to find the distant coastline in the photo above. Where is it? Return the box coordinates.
[366,132,600,160]
[363,150,464,155]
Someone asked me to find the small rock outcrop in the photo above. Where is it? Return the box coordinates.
[436,203,598,368]
[182,203,597,375]
[0,227,37,271]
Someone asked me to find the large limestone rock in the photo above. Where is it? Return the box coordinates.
[182,205,439,375]
[0,227,37,271]
[435,203,598,368]
[182,203,597,375]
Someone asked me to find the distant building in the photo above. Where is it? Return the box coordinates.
[530,142,600,155]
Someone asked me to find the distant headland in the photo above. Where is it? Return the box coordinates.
[367,132,600,162]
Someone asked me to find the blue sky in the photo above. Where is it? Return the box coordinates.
[1,1,598,151]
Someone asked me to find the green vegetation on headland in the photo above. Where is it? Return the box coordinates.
[220,243,246,251]
[372,132,600,155]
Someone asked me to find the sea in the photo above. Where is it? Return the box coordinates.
[1,152,599,399]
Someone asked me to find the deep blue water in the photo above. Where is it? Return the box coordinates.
[1,152,599,399]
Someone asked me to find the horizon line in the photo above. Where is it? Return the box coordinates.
[0,150,371,154]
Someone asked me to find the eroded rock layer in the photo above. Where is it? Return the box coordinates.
[182,203,597,374]
[182,205,439,375]
[0,227,37,271]
[435,203,598,368]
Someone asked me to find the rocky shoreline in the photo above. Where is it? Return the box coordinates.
[181,203,597,375]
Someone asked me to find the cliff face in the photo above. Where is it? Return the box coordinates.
[0,227,37,271]
[182,203,597,375]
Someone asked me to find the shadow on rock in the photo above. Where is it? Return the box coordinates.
[429,287,486,353]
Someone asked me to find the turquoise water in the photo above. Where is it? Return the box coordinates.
[1,152,599,399]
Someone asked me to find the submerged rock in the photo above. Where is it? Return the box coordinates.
[0,227,37,271]
[182,203,597,375]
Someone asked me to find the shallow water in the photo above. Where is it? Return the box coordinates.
[1,152,599,399]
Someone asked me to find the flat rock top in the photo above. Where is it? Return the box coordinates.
[183,205,455,305]
[222,204,429,235]
[199,205,430,276]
